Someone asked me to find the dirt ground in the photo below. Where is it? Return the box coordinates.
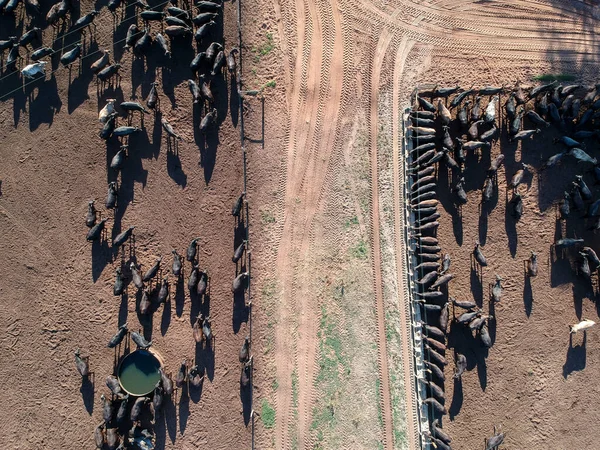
[0,0,254,448]
[249,1,600,449]
[2,0,600,449]
[415,73,600,448]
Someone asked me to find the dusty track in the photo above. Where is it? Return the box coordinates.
[391,36,417,449]
[369,25,396,450]
[260,0,600,449]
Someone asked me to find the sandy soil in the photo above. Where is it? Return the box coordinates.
[0,0,253,448]
[250,0,600,449]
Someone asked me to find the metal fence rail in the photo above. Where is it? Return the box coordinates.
[233,1,255,448]
[402,87,435,449]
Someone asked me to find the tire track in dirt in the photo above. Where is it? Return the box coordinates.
[391,36,418,450]
[273,0,312,444]
[267,0,599,448]
[273,0,345,445]
[344,0,599,60]
[369,24,396,450]
[294,0,345,446]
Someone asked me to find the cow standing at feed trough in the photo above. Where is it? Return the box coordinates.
[241,356,253,388]
[159,368,174,396]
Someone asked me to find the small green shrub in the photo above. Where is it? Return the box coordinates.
[261,399,276,429]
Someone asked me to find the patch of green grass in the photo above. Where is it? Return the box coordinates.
[394,429,407,445]
[261,399,276,429]
[385,320,394,345]
[261,210,276,224]
[263,80,276,89]
[310,305,350,436]
[252,32,276,62]
[292,370,299,408]
[532,73,576,82]
[344,216,359,228]
[272,379,279,391]
[260,32,275,55]
[350,240,368,259]
[262,280,276,303]
[375,377,383,428]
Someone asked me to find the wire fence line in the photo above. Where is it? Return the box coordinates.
[403,84,443,449]
[402,109,428,450]
[232,0,255,448]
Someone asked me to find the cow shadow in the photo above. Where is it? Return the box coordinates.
[233,290,249,333]
[28,75,62,130]
[448,378,463,420]
[572,280,588,320]
[201,293,211,317]
[523,275,534,317]
[504,203,518,257]
[91,237,110,282]
[130,118,160,160]
[115,134,149,213]
[478,208,488,246]
[67,41,99,113]
[436,163,463,246]
[470,268,484,307]
[158,396,178,446]
[240,373,252,426]
[201,129,220,185]
[189,290,202,327]
[229,75,239,127]
[118,291,129,325]
[175,275,185,317]
[178,383,190,435]
[167,147,188,187]
[160,296,171,336]
[80,377,95,414]
[563,333,587,378]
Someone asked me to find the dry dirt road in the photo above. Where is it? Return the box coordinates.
[247,0,600,449]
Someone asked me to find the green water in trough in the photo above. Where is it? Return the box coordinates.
[118,350,161,396]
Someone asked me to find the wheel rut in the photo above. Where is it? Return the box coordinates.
[265,0,598,448]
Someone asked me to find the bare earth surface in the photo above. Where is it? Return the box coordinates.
[252,0,600,449]
[2,0,600,449]
[0,0,253,448]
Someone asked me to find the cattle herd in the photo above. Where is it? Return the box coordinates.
[0,0,252,448]
[407,80,600,449]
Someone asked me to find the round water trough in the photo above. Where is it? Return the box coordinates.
[117,349,163,396]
